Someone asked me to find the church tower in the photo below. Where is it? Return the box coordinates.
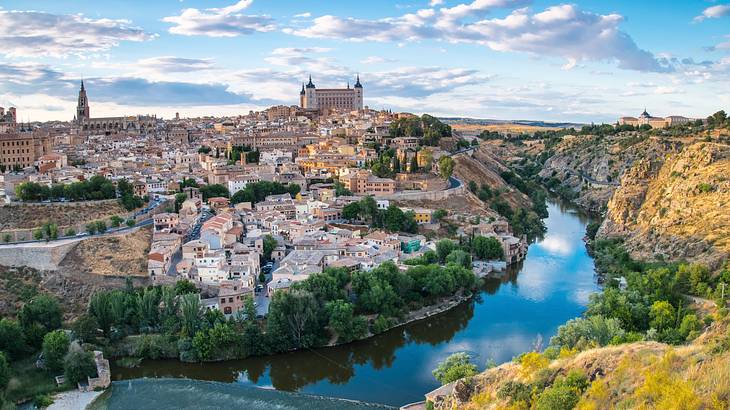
[303,75,317,109]
[76,80,90,123]
[353,74,363,110]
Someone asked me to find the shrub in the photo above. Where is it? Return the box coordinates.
[42,330,70,372]
[518,351,549,379]
[63,348,97,385]
[534,385,579,410]
[432,352,478,385]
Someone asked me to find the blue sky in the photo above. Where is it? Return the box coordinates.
[0,0,729,122]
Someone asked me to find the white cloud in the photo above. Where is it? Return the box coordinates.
[0,10,154,58]
[286,2,669,73]
[694,4,730,22]
[136,56,216,72]
[293,12,312,18]
[162,0,275,37]
[360,56,396,65]
[429,0,444,5]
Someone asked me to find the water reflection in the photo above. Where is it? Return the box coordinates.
[113,201,599,406]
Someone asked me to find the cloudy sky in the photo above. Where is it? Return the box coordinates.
[1,0,729,123]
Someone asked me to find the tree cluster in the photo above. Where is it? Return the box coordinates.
[230,181,300,205]
[342,197,418,233]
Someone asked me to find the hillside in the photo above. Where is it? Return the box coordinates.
[429,313,730,409]
[538,134,683,213]
[599,142,730,268]
[0,227,153,319]
[0,200,128,230]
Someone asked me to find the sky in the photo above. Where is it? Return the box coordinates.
[0,0,729,123]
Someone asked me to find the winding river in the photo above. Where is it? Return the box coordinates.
[101,201,598,408]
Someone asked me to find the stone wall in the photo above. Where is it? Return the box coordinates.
[0,238,81,270]
[379,179,465,201]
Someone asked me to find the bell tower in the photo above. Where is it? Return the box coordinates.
[76,80,90,123]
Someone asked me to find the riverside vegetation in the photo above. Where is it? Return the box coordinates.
[0,247,486,406]
[426,113,730,409]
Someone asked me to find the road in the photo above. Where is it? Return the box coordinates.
[0,196,167,247]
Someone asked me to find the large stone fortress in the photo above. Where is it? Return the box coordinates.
[74,81,156,134]
[299,75,363,112]
[618,109,693,129]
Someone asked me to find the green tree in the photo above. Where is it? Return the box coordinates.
[18,294,63,348]
[433,209,447,222]
[63,348,97,385]
[384,205,405,232]
[446,250,472,268]
[436,239,457,263]
[438,156,455,179]
[326,300,367,343]
[109,215,124,228]
[179,293,203,338]
[42,330,70,372]
[0,318,25,359]
[72,314,99,344]
[262,235,278,262]
[649,300,675,331]
[0,352,10,392]
[174,280,198,295]
[534,385,580,410]
[472,236,504,260]
[432,352,478,385]
[267,290,322,350]
[342,202,360,221]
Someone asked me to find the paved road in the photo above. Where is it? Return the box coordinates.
[0,197,166,247]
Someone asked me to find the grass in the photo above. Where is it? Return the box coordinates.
[4,356,71,404]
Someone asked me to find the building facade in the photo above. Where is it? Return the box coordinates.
[74,81,156,134]
[619,109,693,129]
[299,75,363,112]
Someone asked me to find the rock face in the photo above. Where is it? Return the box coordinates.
[539,134,682,212]
[599,142,730,268]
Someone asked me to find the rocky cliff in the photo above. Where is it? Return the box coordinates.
[599,142,730,269]
[428,312,730,409]
[539,134,682,212]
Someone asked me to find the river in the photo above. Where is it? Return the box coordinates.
[103,201,598,408]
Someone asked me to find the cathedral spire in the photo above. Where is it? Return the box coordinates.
[80,79,85,91]
[354,74,362,88]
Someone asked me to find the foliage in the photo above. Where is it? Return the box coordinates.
[0,318,26,359]
[438,156,455,179]
[534,385,580,410]
[266,290,322,350]
[432,352,478,385]
[0,352,9,391]
[471,236,504,260]
[326,300,368,343]
[518,351,549,379]
[15,175,117,202]
[41,330,70,372]
[549,315,628,351]
[230,181,299,205]
[446,249,472,268]
[18,294,62,348]
[174,280,198,295]
[63,348,97,385]
[262,235,278,262]
[436,239,457,263]
[200,184,230,201]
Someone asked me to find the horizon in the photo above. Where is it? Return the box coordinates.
[1,0,729,123]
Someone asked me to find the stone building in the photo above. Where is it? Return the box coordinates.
[73,81,156,134]
[300,75,363,112]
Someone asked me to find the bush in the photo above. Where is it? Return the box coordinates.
[518,351,549,378]
[42,330,70,372]
[0,352,10,391]
[63,348,97,385]
[432,352,478,385]
[33,394,54,408]
[534,385,580,410]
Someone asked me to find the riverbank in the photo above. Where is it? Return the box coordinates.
[47,390,103,410]
[112,201,599,406]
